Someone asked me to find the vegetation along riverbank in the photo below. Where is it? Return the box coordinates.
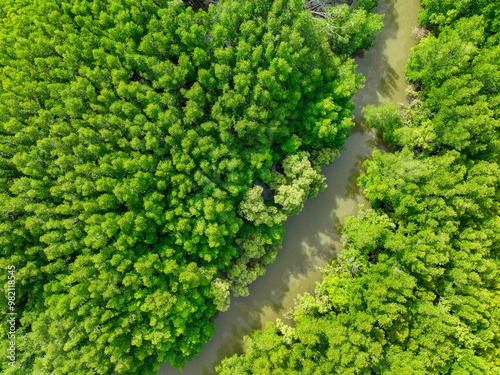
[0,0,383,373]
[216,1,500,374]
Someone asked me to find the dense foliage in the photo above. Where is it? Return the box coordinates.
[0,0,384,373]
[216,2,500,374]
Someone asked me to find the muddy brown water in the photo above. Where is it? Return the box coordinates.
[159,0,420,373]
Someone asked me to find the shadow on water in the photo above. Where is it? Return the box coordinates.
[345,154,367,199]
[352,0,399,112]
[159,0,420,373]
[380,65,401,98]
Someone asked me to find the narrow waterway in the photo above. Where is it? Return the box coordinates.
[159,0,420,373]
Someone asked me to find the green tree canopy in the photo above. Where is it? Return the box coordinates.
[216,2,500,374]
[0,0,377,373]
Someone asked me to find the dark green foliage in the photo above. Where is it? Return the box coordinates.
[363,103,403,146]
[418,0,499,36]
[0,0,367,373]
[354,0,380,11]
[405,16,484,93]
[321,4,384,55]
[216,2,500,374]
[405,14,500,160]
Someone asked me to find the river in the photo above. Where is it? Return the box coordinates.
[158,0,420,373]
